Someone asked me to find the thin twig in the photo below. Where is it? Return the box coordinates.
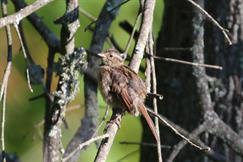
[124,13,142,55]
[93,106,110,137]
[18,22,34,63]
[167,123,207,162]
[0,65,12,102]
[79,7,96,21]
[0,2,13,161]
[187,0,232,45]
[149,55,223,70]
[0,65,11,156]
[11,0,61,53]
[63,134,109,162]
[147,32,162,162]
[145,51,152,92]
[79,7,124,52]
[1,88,7,162]
[147,93,163,100]
[13,23,33,92]
[146,108,210,151]
[120,141,171,149]
[26,69,33,92]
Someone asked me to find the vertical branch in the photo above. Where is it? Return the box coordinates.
[43,0,81,162]
[147,33,162,162]
[95,0,157,161]
[64,1,124,162]
[129,0,156,73]
[0,1,13,162]
[191,0,243,156]
[124,12,142,55]
[191,0,212,113]
[11,0,61,53]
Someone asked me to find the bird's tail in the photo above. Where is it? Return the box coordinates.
[139,104,160,143]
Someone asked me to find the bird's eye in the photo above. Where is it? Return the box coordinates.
[109,54,113,58]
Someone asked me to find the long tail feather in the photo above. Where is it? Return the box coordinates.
[139,104,159,143]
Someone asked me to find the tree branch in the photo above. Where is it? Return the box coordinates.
[11,0,61,53]
[129,0,156,73]
[43,1,81,161]
[0,0,54,28]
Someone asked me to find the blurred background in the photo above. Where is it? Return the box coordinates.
[0,0,164,161]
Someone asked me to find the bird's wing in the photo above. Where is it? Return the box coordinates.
[109,66,134,113]
[110,66,159,142]
[109,66,146,113]
[122,66,147,98]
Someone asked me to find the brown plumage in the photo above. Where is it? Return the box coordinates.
[97,48,159,142]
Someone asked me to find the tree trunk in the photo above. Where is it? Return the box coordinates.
[141,0,243,161]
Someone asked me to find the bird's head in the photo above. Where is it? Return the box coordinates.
[98,49,124,66]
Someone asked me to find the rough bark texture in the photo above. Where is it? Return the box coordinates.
[204,0,243,161]
[140,0,243,161]
[43,1,81,162]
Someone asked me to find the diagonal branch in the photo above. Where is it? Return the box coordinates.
[0,0,54,28]
[11,0,61,53]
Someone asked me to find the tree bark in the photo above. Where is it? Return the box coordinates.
[141,0,243,161]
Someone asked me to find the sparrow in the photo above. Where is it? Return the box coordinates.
[97,48,159,142]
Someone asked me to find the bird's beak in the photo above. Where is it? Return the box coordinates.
[97,53,106,58]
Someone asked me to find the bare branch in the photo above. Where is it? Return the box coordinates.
[187,0,232,45]
[129,0,156,73]
[124,13,142,55]
[147,32,163,162]
[13,23,34,92]
[11,0,61,53]
[0,1,13,161]
[63,134,109,162]
[167,123,207,162]
[120,141,171,148]
[147,108,210,151]
[148,55,223,70]
[0,0,54,28]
